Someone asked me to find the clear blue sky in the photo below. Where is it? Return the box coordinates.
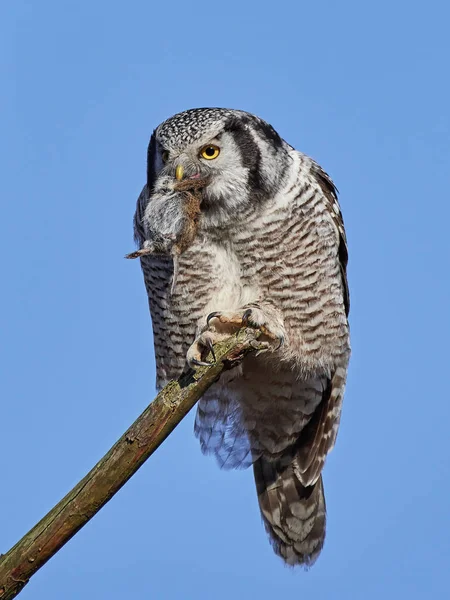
[2,1,449,598]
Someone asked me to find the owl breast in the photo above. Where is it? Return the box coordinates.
[141,237,249,387]
[143,180,348,389]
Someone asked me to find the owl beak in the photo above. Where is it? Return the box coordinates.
[175,165,184,181]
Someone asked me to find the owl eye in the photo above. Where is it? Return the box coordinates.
[200,145,220,160]
[161,151,169,163]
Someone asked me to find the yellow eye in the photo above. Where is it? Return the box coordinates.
[200,145,220,160]
[162,151,169,163]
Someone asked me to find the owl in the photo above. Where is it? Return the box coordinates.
[132,108,350,566]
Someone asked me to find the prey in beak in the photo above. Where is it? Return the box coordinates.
[125,173,210,261]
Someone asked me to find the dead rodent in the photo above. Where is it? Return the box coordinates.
[125,177,208,260]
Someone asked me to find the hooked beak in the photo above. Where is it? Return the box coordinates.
[175,164,184,181]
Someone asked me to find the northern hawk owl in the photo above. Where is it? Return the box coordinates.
[132,108,350,566]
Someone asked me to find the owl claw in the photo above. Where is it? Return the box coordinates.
[186,331,218,369]
[274,335,285,350]
[206,311,221,327]
[189,358,214,368]
[205,337,216,363]
[242,309,253,326]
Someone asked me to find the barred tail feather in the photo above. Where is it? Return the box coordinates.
[253,456,326,566]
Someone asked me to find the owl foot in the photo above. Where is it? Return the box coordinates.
[186,306,284,369]
[207,307,285,350]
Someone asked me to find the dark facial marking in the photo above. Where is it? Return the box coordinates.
[224,116,265,197]
[147,131,158,192]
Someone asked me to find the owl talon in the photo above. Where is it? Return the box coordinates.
[242,309,252,326]
[190,358,214,368]
[207,311,221,327]
[205,337,216,363]
[186,331,219,369]
[274,335,285,350]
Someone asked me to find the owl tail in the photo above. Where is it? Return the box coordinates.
[253,456,326,566]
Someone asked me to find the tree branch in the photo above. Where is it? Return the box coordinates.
[0,329,257,600]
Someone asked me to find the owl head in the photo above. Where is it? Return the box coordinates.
[145,108,293,228]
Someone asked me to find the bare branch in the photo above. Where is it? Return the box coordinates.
[0,329,259,600]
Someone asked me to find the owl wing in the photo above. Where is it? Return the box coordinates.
[289,165,349,486]
[312,163,350,316]
[133,182,189,388]
[194,388,256,470]
[291,366,347,486]
[195,368,334,474]
[133,184,149,247]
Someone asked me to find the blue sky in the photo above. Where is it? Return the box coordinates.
[1,1,449,598]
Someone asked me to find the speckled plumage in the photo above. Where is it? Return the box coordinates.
[133,108,350,566]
